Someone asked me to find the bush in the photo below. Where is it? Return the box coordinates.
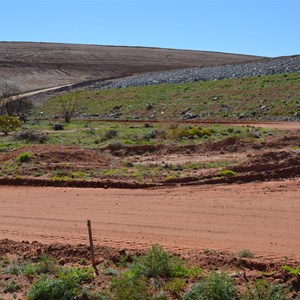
[183,271,238,300]
[27,277,79,300]
[0,116,21,135]
[169,126,212,140]
[103,130,118,140]
[111,271,149,300]
[238,249,255,258]
[53,123,64,131]
[3,280,21,293]
[242,279,287,300]
[14,130,48,143]
[58,266,94,284]
[16,152,33,163]
[131,244,188,278]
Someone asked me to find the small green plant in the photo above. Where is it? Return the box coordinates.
[242,279,287,300]
[58,266,94,283]
[111,271,149,300]
[163,277,186,295]
[282,265,300,275]
[3,261,22,275]
[131,244,186,278]
[239,249,255,258]
[183,271,238,300]
[27,277,79,300]
[3,280,21,293]
[16,152,33,163]
[217,169,239,177]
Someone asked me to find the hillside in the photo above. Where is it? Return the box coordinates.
[0,42,263,93]
[35,72,300,121]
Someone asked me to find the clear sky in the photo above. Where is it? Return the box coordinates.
[0,0,299,57]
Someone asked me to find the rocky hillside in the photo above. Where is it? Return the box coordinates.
[92,55,300,90]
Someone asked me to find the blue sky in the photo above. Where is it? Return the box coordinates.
[0,0,299,57]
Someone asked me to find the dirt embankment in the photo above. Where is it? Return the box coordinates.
[0,42,263,94]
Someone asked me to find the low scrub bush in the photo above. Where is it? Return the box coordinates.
[14,129,48,143]
[111,271,149,300]
[238,249,255,259]
[16,152,33,163]
[169,126,212,140]
[242,279,287,300]
[183,271,238,300]
[102,129,118,141]
[0,116,21,135]
[282,265,300,275]
[52,123,64,131]
[217,169,239,177]
[3,280,21,293]
[27,277,79,300]
[131,244,186,278]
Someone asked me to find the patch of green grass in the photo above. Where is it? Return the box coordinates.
[16,151,33,163]
[217,169,239,177]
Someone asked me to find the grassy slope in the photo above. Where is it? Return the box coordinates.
[35,72,300,121]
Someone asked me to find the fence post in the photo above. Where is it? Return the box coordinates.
[87,220,99,275]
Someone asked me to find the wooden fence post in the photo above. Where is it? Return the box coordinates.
[87,220,99,275]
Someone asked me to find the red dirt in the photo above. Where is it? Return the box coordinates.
[1,179,300,260]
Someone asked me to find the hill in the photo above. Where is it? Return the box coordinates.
[35,71,300,122]
[0,42,263,93]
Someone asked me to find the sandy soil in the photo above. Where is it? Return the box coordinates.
[1,179,299,260]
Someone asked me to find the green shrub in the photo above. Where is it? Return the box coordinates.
[3,261,22,275]
[14,129,48,143]
[183,271,238,300]
[282,265,300,275]
[0,116,21,135]
[22,256,57,276]
[111,271,149,300]
[163,277,186,295]
[27,277,79,300]
[238,249,255,258]
[16,152,33,163]
[53,123,64,131]
[58,266,94,284]
[102,129,118,140]
[3,280,21,293]
[217,169,239,177]
[242,279,287,300]
[131,244,185,278]
[169,126,212,140]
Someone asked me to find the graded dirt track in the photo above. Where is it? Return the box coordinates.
[1,179,300,260]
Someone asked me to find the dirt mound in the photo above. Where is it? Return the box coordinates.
[0,144,108,167]
[232,150,300,174]
[1,239,299,298]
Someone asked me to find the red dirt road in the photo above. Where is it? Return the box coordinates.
[0,179,300,259]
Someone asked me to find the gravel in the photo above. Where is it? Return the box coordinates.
[93,55,300,90]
